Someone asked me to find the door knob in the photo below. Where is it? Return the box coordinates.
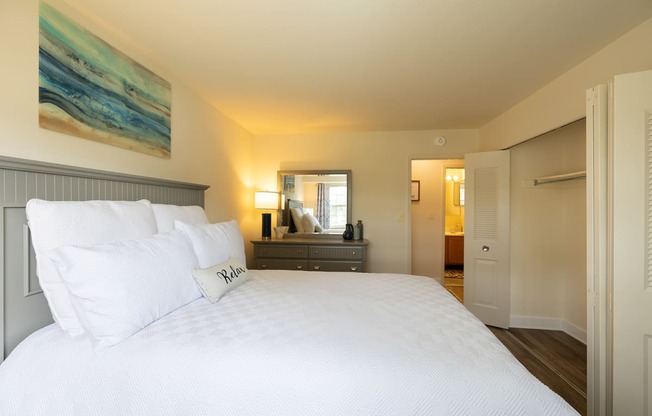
[482,245,490,252]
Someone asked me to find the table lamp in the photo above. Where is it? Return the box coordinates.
[254,191,279,240]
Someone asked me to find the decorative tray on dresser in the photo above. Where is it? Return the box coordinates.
[251,238,369,272]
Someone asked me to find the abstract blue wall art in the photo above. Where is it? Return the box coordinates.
[39,2,172,158]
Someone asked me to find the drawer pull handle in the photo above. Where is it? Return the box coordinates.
[296,265,303,270]
[352,251,357,255]
[313,265,321,270]
[350,266,358,271]
[297,250,302,254]
[261,264,268,269]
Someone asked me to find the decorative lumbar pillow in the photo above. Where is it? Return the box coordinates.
[25,198,158,337]
[290,207,306,232]
[151,204,209,233]
[302,212,323,233]
[175,220,246,268]
[47,230,202,349]
[192,258,251,303]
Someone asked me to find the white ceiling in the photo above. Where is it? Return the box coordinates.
[67,0,652,135]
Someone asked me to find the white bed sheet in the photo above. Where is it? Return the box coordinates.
[0,271,577,415]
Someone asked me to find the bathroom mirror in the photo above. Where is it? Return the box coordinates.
[453,182,465,206]
[277,170,352,237]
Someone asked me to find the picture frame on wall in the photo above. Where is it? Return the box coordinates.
[411,180,420,201]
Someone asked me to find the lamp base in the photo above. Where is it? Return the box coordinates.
[261,213,272,239]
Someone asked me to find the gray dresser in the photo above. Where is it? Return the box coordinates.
[251,238,368,272]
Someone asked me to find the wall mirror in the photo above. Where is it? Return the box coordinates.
[278,170,352,238]
[445,167,465,234]
[453,182,465,206]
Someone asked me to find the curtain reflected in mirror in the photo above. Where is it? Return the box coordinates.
[315,183,331,229]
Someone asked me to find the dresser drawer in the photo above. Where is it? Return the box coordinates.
[254,244,308,259]
[255,259,309,271]
[309,261,365,272]
[251,239,368,273]
[309,245,365,260]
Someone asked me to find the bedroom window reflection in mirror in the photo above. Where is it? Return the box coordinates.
[278,170,352,238]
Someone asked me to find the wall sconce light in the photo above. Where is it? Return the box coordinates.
[254,191,279,240]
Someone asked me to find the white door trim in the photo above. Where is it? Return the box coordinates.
[586,84,612,416]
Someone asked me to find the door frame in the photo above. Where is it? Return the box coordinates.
[586,85,611,416]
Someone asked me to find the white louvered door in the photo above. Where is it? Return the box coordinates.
[610,69,652,415]
[463,150,511,328]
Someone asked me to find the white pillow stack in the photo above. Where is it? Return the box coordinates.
[151,203,209,233]
[27,198,248,348]
[26,199,159,336]
[47,231,202,349]
[174,220,246,268]
[301,212,323,233]
[290,207,307,232]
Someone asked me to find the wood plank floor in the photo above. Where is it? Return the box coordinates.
[488,327,587,415]
[443,276,464,302]
[442,275,586,414]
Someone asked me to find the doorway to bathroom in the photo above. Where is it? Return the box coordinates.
[410,159,464,302]
[443,166,465,302]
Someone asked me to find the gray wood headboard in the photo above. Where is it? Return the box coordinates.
[0,156,209,363]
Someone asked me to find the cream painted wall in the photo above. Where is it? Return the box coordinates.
[252,130,480,273]
[480,17,652,150]
[0,0,255,233]
[509,120,586,337]
[411,160,446,279]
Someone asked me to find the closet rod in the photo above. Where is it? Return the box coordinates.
[532,171,586,186]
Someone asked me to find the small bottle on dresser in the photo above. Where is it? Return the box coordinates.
[354,220,363,240]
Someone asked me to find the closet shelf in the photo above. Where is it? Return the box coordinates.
[531,171,586,186]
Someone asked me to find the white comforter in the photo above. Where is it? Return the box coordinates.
[0,271,577,415]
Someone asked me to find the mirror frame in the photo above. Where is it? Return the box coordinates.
[277,169,352,237]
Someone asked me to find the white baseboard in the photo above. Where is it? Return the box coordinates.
[510,315,587,345]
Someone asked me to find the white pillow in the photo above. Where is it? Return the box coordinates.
[192,257,251,303]
[151,204,209,233]
[48,230,201,349]
[175,220,246,268]
[25,199,158,336]
[302,212,323,233]
[290,207,306,232]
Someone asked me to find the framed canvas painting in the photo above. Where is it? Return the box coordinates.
[39,1,172,158]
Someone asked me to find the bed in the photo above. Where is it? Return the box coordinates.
[283,198,344,236]
[0,157,578,415]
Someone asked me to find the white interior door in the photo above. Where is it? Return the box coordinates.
[464,150,510,328]
[610,69,652,415]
